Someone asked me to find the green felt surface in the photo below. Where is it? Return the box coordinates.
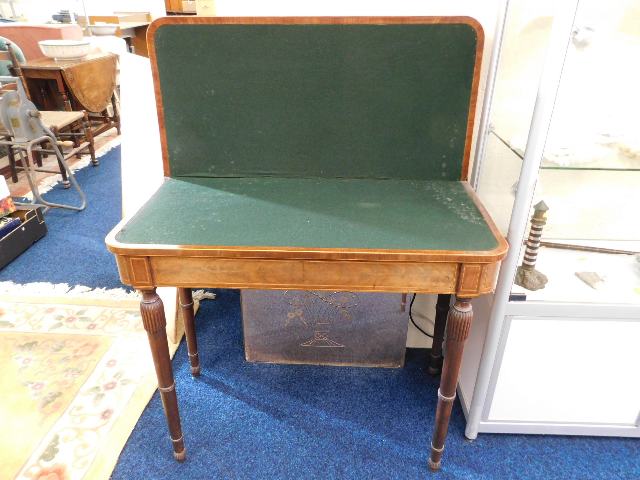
[116,178,498,251]
[153,22,479,180]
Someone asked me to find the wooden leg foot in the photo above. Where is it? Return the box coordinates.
[140,289,186,461]
[427,294,450,376]
[428,297,473,471]
[173,438,186,461]
[428,452,442,471]
[178,288,200,377]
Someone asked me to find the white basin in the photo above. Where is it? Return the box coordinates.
[38,39,91,60]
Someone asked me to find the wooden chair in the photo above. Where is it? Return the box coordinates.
[106,17,508,472]
[0,41,97,186]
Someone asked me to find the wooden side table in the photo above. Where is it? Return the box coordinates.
[20,53,120,137]
[118,22,151,57]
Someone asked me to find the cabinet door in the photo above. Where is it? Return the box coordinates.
[488,316,640,425]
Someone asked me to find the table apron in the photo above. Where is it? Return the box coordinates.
[21,70,62,79]
[115,255,499,296]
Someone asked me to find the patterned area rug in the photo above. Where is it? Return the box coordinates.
[0,299,178,480]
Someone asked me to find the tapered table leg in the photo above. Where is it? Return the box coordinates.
[140,289,186,461]
[428,297,473,471]
[428,294,450,375]
[178,288,200,376]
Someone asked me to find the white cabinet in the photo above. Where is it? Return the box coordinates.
[461,303,640,437]
[459,0,640,438]
[488,315,640,426]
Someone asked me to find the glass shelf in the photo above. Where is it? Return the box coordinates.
[490,130,640,172]
[476,0,640,306]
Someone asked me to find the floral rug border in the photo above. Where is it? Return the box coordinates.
[0,300,178,480]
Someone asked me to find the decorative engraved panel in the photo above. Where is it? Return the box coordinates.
[242,290,410,368]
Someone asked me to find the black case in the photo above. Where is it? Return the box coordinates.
[0,207,47,269]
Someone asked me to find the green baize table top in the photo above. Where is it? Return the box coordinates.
[116,177,498,252]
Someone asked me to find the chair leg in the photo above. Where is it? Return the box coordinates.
[7,143,18,183]
[33,150,43,167]
[83,111,97,166]
[72,121,82,158]
[140,289,186,461]
[428,297,473,472]
[49,128,70,189]
[178,288,200,376]
[427,294,451,375]
[111,92,121,134]
[55,155,71,189]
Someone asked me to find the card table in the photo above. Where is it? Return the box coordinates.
[106,16,508,471]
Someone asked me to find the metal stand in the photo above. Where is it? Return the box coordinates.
[0,136,87,211]
[0,75,88,211]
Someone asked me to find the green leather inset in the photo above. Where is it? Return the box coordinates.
[153,22,479,180]
[116,177,497,251]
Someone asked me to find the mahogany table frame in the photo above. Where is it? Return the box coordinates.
[106,16,508,472]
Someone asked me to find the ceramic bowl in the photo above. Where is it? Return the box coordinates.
[38,40,91,60]
[89,24,119,36]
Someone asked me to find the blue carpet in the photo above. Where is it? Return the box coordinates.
[0,146,123,289]
[112,290,640,480]
[5,146,637,479]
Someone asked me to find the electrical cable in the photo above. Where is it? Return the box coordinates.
[408,293,433,338]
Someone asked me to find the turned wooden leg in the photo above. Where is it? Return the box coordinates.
[427,294,451,375]
[57,77,72,112]
[82,111,97,166]
[71,121,82,158]
[178,288,200,376]
[428,297,473,472]
[140,289,186,461]
[111,93,121,134]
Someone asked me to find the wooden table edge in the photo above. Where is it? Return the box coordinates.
[20,52,117,70]
[106,225,506,298]
[106,237,507,264]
